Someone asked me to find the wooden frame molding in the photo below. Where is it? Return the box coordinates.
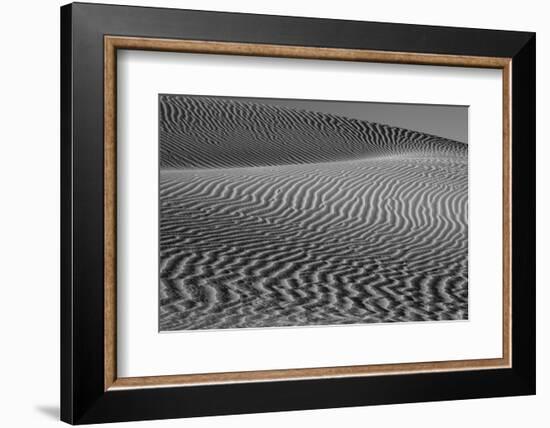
[104,35,513,391]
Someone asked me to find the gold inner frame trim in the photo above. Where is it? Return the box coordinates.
[104,35,512,391]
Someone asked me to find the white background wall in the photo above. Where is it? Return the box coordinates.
[0,0,546,426]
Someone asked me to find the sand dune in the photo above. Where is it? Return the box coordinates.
[160,95,466,169]
[159,96,468,331]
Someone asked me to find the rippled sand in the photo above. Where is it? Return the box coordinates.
[159,96,468,331]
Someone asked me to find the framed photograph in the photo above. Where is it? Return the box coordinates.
[60,2,535,424]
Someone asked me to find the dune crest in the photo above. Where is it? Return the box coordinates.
[160,95,466,170]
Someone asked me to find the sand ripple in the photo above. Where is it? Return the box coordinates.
[159,96,468,331]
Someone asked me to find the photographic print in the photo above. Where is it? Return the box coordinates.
[159,95,468,331]
[62,7,534,422]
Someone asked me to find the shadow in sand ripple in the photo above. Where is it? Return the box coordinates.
[159,96,468,331]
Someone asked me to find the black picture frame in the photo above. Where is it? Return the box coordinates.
[61,2,535,424]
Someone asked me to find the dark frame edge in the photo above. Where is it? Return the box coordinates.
[61,3,74,425]
[510,33,536,394]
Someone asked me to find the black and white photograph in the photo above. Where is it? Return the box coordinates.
[0,0,542,426]
[159,95,469,331]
